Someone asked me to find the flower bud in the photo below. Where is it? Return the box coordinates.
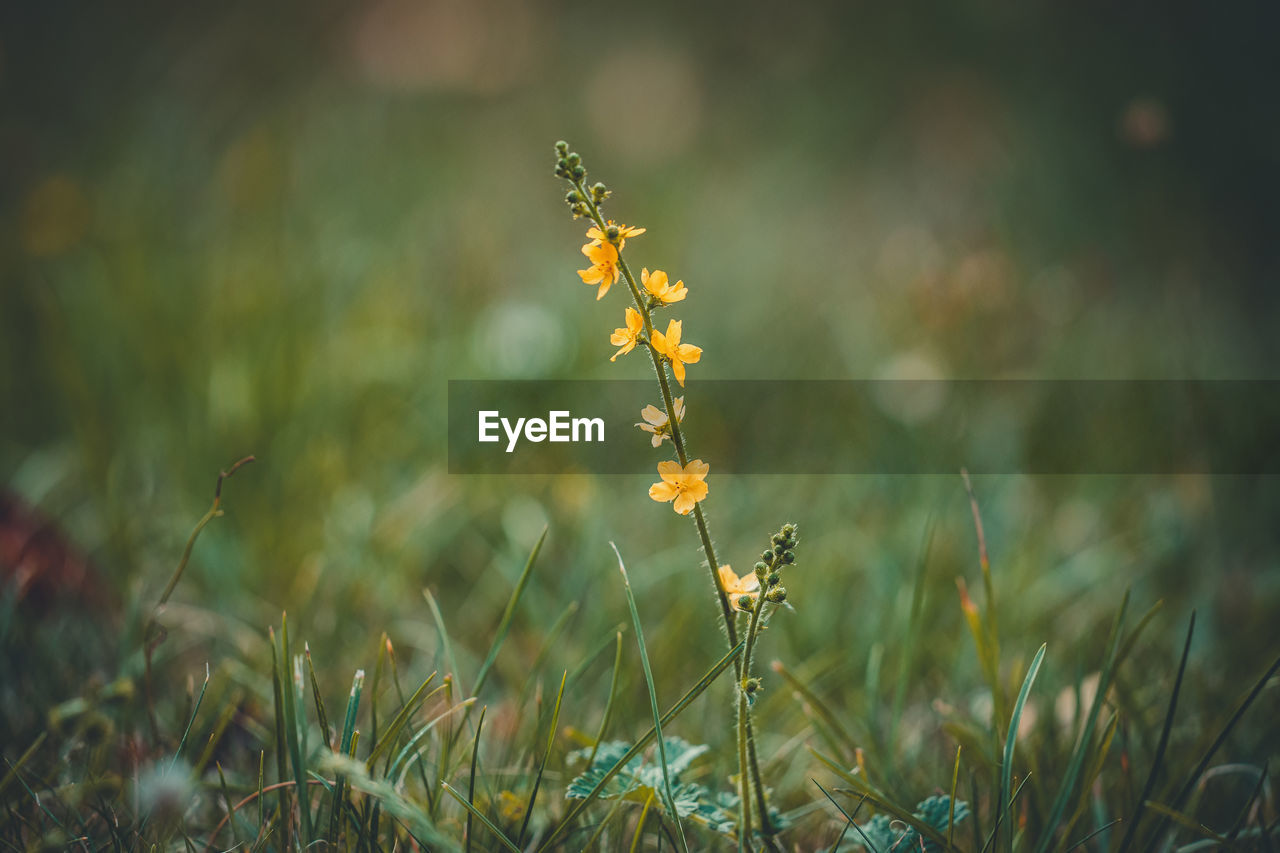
[774,543,786,556]
[754,561,768,578]
[566,152,581,167]
[737,594,755,612]
[782,550,795,564]
[555,140,569,155]
[767,571,781,587]
[571,164,586,180]
[565,190,580,204]
[766,587,787,603]
[761,550,774,564]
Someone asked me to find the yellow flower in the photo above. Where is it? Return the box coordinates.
[636,396,685,447]
[641,268,687,305]
[578,241,620,300]
[648,459,709,515]
[610,307,644,361]
[718,565,760,611]
[649,319,702,387]
[586,221,646,250]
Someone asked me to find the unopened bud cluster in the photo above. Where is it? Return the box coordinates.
[754,522,799,606]
[554,141,609,219]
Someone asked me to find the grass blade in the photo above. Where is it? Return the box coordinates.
[442,781,521,853]
[997,643,1045,853]
[962,470,1005,734]
[475,526,548,697]
[328,668,365,843]
[318,752,459,850]
[567,622,628,688]
[588,631,625,767]
[949,745,963,849]
[517,601,579,708]
[268,626,291,849]
[890,519,934,749]
[520,670,567,845]
[814,780,875,853]
[612,542,689,853]
[1147,648,1280,850]
[305,644,331,749]
[0,732,45,803]
[629,791,656,853]
[387,689,467,781]
[465,706,486,853]
[366,671,438,771]
[1035,591,1130,853]
[538,638,745,852]
[171,662,210,767]
[424,588,463,697]
[810,748,950,849]
[278,614,312,842]
[370,632,388,755]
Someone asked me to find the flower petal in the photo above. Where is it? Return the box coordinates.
[672,492,696,515]
[665,319,682,347]
[639,405,666,426]
[677,344,701,364]
[717,564,741,591]
[684,459,710,479]
[649,481,679,502]
[671,358,686,386]
[656,460,683,483]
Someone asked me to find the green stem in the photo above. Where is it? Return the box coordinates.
[740,582,777,838]
[737,689,754,851]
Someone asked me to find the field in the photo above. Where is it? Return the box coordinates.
[2,2,1278,850]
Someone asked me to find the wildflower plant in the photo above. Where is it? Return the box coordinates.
[554,140,801,848]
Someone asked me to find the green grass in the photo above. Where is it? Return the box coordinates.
[1,463,1276,850]
[3,5,1279,848]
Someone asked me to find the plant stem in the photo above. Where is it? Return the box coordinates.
[572,178,739,651]
[571,172,777,846]
[740,584,778,839]
[738,690,754,851]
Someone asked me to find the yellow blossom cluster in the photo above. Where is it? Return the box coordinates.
[574,218,710,516]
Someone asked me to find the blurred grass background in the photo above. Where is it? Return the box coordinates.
[2,0,1278,828]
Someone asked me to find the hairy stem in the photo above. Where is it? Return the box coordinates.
[741,583,777,837]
